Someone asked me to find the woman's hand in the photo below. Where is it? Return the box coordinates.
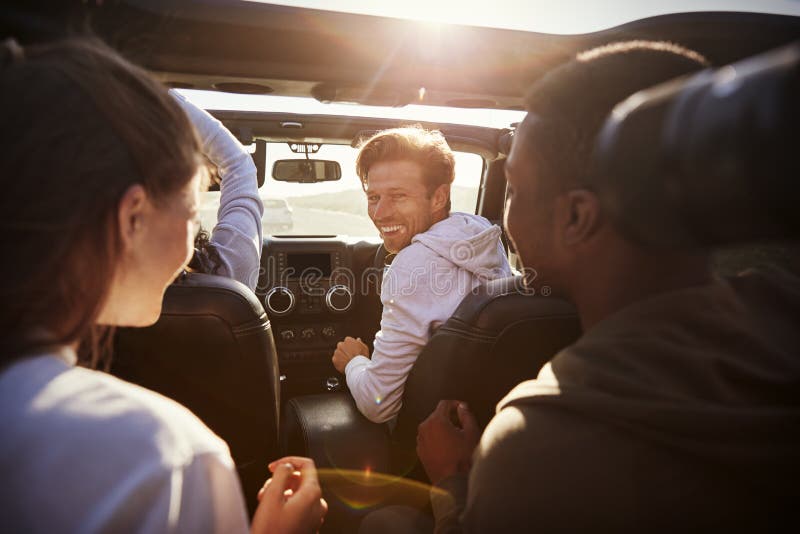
[251,456,328,534]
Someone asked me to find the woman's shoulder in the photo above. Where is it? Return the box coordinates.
[0,352,243,532]
[84,367,229,463]
[1,352,230,465]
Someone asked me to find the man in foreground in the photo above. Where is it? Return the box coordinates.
[416,41,800,531]
[333,127,511,423]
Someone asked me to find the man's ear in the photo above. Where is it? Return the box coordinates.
[559,189,601,246]
[117,184,148,252]
[431,184,450,212]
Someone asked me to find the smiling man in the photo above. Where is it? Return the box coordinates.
[332,126,512,423]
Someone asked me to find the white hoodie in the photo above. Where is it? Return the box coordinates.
[345,212,512,423]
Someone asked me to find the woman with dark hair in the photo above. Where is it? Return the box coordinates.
[0,38,325,532]
[172,90,264,290]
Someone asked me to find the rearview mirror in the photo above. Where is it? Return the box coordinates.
[272,159,342,183]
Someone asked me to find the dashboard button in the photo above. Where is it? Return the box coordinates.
[301,327,316,340]
[279,329,296,342]
[326,377,340,391]
[321,326,336,339]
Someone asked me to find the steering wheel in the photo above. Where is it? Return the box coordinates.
[372,242,388,270]
[370,243,396,290]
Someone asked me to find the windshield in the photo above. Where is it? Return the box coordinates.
[199,142,484,237]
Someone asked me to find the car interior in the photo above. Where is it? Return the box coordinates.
[3,1,799,531]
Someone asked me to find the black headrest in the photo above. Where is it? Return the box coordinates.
[448,275,577,333]
[163,271,266,325]
[591,41,800,248]
[112,272,280,516]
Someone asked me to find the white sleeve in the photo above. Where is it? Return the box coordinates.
[85,450,249,534]
[171,90,264,290]
[175,451,251,534]
[344,261,450,423]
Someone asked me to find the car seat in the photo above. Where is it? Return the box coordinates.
[390,275,581,479]
[111,272,280,516]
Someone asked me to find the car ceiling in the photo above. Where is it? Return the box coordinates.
[211,110,508,159]
[3,1,800,110]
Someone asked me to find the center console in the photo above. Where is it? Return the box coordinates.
[256,237,380,396]
[264,250,354,318]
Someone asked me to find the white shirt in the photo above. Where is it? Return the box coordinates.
[0,347,249,533]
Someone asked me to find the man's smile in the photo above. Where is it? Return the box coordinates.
[380,224,405,235]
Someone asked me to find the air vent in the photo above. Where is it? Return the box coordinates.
[213,82,274,95]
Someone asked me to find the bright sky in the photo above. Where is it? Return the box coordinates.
[249,0,800,34]
[177,89,526,129]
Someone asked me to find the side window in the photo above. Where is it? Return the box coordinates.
[451,152,484,213]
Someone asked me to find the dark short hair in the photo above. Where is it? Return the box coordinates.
[521,40,709,194]
[0,37,204,363]
[356,125,455,211]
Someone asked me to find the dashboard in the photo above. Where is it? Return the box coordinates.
[256,236,383,396]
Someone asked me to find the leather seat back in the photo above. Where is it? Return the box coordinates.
[111,272,280,515]
[392,276,581,477]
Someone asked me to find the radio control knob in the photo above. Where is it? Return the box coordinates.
[280,329,296,342]
[321,326,336,339]
[301,327,316,340]
[325,285,353,313]
[265,286,295,316]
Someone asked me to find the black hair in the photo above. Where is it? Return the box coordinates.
[0,37,204,365]
[522,40,710,194]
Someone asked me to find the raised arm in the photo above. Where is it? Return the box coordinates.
[172,90,264,290]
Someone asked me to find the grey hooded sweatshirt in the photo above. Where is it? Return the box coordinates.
[345,212,512,423]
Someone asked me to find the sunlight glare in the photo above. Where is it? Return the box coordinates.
[177,89,525,129]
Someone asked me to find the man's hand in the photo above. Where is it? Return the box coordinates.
[417,400,480,486]
[332,336,370,373]
[251,456,328,534]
